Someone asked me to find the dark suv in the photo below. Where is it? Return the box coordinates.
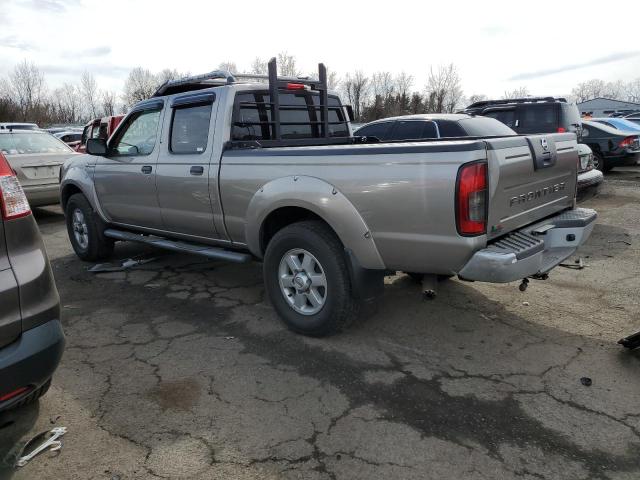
[464,97,582,136]
[0,152,64,411]
[464,97,603,195]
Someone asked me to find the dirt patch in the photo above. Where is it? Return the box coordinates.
[146,379,202,412]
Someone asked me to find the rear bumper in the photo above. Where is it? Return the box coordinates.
[0,319,65,411]
[23,183,60,207]
[458,208,597,283]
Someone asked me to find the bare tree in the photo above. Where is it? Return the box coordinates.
[81,71,99,118]
[250,57,267,75]
[627,78,640,103]
[156,68,184,84]
[502,86,529,99]
[53,83,82,123]
[341,71,370,120]
[571,79,607,103]
[5,60,46,120]
[122,67,158,108]
[327,70,339,90]
[395,72,413,98]
[277,52,301,77]
[467,94,488,104]
[218,61,238,73]
[371,72,395,99]
[425,64,463,113]
[102,90,117,117]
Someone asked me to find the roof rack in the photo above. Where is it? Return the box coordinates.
[467,96,568,110]
[152,57,333,143]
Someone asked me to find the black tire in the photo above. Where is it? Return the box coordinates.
[263,220,359,336]
[593,152,612,173]
[10,379,51,410]
[65,193,114,261]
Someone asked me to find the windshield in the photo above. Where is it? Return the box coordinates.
[0,132,73,155]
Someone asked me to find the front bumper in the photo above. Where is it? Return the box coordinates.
[23,183,60,207]
[458,208,597,283]
[577,169,604,190]
[0,319,65,411]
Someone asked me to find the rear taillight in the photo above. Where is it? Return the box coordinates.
[619,136,637,148]
[0,152,31,220]
[456,161,487,236]
[557,127,566,133]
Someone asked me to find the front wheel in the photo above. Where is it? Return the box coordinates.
[593,152,612,173]
[65,193,114,261]
[263,220,359,336]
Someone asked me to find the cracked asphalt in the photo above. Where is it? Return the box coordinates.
[1,167,640,479]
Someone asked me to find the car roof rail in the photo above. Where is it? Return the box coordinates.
[467,97,568,109]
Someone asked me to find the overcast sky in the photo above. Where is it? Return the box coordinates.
[1,0,639,99]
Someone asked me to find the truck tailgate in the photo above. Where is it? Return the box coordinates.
[485,133,578,240]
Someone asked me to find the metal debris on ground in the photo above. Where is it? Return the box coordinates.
[16,426,67,467]
[559,257,585,269]
[88,256,158,273]
[608,240,632,246]
[580,377,593,387]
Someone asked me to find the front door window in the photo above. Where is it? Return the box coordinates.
[111,109,161,156]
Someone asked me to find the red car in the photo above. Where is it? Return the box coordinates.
[76,115,124,153]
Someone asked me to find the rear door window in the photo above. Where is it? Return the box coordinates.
[484,109,517,129]
[355,122,393,140]
[170,103,213,154]
[517,104,558,134]
[389,121,438,140]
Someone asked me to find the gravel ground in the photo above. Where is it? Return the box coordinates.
[1,167,639,480]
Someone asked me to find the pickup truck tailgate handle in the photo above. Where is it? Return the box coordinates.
[141,165,152,174]
[190,166,204,176]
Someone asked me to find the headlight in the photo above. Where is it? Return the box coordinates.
[580,154,590,171]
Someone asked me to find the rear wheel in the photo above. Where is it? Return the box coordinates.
[65,193,114,261]
[263,220,359,336]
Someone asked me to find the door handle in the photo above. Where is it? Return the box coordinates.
[141,165,152,174]
[190,166,204,176]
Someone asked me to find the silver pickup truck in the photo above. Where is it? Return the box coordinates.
[60,58,596,336]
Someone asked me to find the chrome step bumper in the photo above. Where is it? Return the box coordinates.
[458,208,597,283]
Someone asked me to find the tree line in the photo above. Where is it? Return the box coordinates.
[2,52,640,126]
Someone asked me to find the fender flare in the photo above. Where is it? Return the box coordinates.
[60,161,109,221]
[244,175,385,270]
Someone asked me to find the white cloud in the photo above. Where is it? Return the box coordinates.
[0,0,639,98]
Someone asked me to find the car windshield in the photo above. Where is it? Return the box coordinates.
[0,132,73,155]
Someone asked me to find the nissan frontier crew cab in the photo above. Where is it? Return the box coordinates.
[60,58,596,336]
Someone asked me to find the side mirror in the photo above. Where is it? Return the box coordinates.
[86,138,107,156]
